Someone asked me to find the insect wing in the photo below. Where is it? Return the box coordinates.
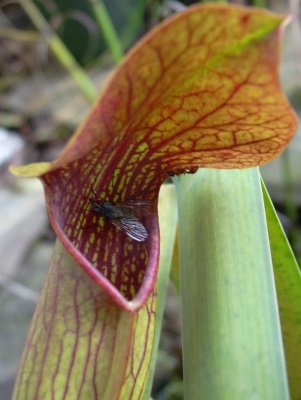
[112,217,148,242]
[118,201,152,217]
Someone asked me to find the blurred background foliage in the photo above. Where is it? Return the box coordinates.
[0,0,300,399]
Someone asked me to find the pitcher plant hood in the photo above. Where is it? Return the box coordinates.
[11,4,297,311]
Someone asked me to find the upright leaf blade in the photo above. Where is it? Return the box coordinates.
[175,168,289,399]
[262,181,301,400]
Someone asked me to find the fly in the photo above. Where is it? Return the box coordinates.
[89,198,150,242]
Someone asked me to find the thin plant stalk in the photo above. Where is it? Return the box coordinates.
[88,0,123,63]
[19,0,97,102]
[202,0,227,3]
[252,0,267,7]
[120,0,147,49]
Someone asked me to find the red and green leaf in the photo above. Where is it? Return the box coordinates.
[13,242,155,399]
[13,184,177,400]
[11,4,298,399]
[12,4,296,311]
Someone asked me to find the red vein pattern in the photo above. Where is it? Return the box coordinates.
[13,242,155,400]
[37,4,296,310]
[12,5,298,400]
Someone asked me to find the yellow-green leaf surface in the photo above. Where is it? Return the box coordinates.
[262,182,301,400]
[13,240,154,400]
[13,184,176,400]
[12,5,296,311]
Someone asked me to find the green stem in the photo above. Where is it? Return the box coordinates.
[19,0,97,102]
[174,168,289,399]
[120,0,147,50]
[252,0,267,7]
[88,0,123,63]
[202,0,227,3]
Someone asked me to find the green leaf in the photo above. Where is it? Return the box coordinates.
[175,168,289,399]
[262,180,301,400]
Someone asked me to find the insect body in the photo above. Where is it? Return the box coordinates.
[89,199,150,242]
